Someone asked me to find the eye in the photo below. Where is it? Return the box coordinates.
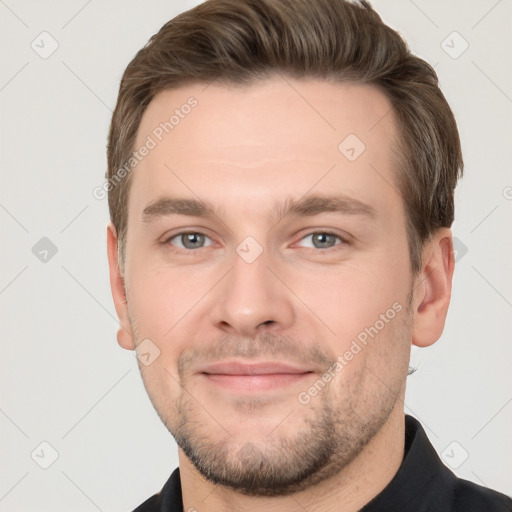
[296,232,345,250]
[166,232,214,250]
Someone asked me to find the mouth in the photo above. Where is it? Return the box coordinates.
[198,361,314,392]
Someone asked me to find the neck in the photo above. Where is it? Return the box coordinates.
[179,405,406,512]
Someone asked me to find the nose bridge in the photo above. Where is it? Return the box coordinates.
[211,237,294,335]
[231,239,271,299]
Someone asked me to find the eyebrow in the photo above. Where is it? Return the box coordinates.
[141,194,377,222]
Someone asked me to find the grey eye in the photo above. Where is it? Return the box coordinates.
[313,233,337,248]
[169,232,213,250]
[181,233,205,249]
[298,232,341,249]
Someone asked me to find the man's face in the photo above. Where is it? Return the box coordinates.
[120,78,416,495]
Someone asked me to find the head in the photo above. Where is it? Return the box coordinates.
[106,0,462,497]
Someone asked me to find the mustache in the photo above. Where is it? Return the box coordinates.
[177,332,334,377]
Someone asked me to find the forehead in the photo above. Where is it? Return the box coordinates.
[129,77,401,221]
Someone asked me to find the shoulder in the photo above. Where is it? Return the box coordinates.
[129,467,182,512]
[452,477,512,512]
[131,494,161,512]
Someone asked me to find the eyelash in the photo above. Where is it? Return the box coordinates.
[162,230,350,253]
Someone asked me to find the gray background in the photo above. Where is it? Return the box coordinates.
[1,0,511,510]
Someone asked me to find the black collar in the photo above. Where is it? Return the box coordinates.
[361,414,454,511]
[133,415,512,511]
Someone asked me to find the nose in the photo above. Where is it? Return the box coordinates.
[209,242,295,338]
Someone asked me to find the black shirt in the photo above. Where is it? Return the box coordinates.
[132,415,512,511]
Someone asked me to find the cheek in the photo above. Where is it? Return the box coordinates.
[126,261,201,338]
[126,262,225,374]
[127,273,170,338]
[295,259,407,339]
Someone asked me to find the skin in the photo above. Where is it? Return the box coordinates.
[107,77,454,511]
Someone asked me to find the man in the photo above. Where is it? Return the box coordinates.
[105,0,512,510]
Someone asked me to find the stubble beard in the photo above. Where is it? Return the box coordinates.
[171,386,397,497]
[131,297,413,497]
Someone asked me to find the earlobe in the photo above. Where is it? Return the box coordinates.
[106,223,135,351]
[412,229,455,348]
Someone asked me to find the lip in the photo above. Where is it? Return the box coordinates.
[200,361,311,375]
[198,360,313,392]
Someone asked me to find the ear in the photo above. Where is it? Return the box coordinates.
[106,223,135,350]
[412,228,455,348]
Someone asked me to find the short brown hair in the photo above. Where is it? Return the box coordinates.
[107,0,463,275]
